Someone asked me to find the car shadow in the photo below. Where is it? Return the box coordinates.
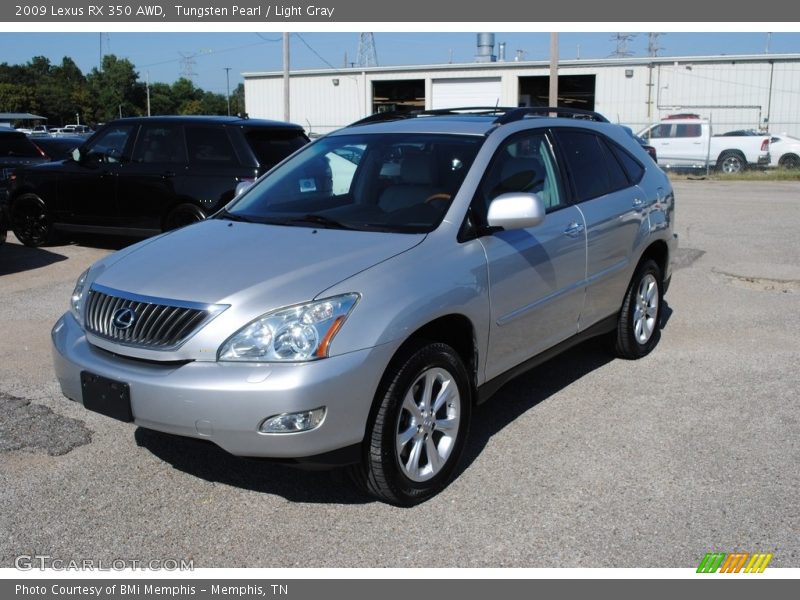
[0,241,68,275]
[455,336,616,477]
[133,428,370,505]
[135,311,674,506]
[68,233,144,251]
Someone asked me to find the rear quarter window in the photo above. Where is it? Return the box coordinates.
[244,129,308,169]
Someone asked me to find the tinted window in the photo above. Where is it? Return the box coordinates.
[558,130,630,202]
[608,141,645,183]
[675,124,701,138]
[186,126,238,166]
[245,130,308,168]
[0,134,42,158]
[597,138,631,191]
[132,124,187,164]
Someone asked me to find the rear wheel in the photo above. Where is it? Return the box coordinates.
[778,154,800,169]
[163,203,206,231]
[350,342,472,506]
[717,151,746,174]
[615,259,663,359]
[11,194,53,247]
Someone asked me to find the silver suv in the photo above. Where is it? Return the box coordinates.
[52,107,676,505]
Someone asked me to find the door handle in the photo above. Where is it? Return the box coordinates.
[563,222,585,237]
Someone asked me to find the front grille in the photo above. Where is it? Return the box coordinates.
[84,284,226,350]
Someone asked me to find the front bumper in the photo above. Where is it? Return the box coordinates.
[52,312,395,459]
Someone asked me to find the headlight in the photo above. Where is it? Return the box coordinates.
[70,269,89,326]
[218,294,359,362]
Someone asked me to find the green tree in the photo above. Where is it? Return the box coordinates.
[86,55,145,122]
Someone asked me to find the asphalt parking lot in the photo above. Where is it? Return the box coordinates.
[1,179,798,568]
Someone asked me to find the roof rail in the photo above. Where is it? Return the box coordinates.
[346,106,609,128]
[347,106,518,127]
[493,107,609,125]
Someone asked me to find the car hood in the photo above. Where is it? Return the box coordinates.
[92,219,425,310]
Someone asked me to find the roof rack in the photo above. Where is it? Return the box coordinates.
[493,107,609,125]
[348,106,518,127]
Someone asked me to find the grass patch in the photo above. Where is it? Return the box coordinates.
[667,169,800,182]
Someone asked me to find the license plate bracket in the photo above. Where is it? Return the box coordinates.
[80,371,133,422]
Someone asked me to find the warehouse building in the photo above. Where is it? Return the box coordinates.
[243,51,800,137]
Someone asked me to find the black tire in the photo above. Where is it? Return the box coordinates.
[614,259,664,360]
[716,151,746,174]
[11,193,53,247]
[350,342,472,506]
[163,203,206,231]
[778,154,800,170]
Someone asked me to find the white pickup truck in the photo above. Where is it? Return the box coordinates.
[637,115,770,173]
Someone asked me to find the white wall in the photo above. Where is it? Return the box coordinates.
[245,57,800,139]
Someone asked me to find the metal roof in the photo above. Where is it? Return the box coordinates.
[243,53,800,79]
[0,112,47,121]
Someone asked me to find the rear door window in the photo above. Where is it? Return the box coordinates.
[186,126,239,166]
[555,129,632,202]
[132,124,187,164]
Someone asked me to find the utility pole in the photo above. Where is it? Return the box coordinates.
[146,71,151,117]
[224,67,231,116]
[549,33,559,109]
[283,33,290,122]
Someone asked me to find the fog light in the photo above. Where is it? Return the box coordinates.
[259,407,326,434]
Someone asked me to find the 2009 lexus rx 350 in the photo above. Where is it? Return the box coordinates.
[52,107,676,505]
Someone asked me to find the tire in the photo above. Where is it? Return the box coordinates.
[350,342,472,506]
[11,193,53,247]
[163,203,206,231]
[716,151,746,174]
[614,259,663,360]
[778,154,800,170]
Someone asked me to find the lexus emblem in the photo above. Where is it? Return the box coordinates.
[112,307,137,330]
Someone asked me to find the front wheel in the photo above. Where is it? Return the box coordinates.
[614,259,663,359]
[11,194,53,247]
[350,342,472,506]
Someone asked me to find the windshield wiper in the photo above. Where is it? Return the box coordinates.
[287,214,357,230]
[217,209,255,223]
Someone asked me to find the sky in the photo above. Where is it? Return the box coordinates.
[0,31,798,95]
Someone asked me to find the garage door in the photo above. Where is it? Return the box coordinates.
[431,78,502,109]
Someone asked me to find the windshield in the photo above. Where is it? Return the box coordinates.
[225,132,483,233]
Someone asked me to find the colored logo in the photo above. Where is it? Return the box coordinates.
[697,552,773,573]
[111,307,137,330]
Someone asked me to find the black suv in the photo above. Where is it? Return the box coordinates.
[8,116,309,246]
[1,129,50,246]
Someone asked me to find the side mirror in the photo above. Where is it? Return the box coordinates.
[486,193,546,231]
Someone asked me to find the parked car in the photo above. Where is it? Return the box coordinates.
[637,115,770,173]
[9,115,309,246]
[52,107,676,505]
[767,133,800,169]
[30,135,87,160]
[0,129,49,236]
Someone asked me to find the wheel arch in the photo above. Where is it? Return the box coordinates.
[637,239,670,286]
[383,314,478,402]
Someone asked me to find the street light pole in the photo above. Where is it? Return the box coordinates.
[224,67,231,116]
